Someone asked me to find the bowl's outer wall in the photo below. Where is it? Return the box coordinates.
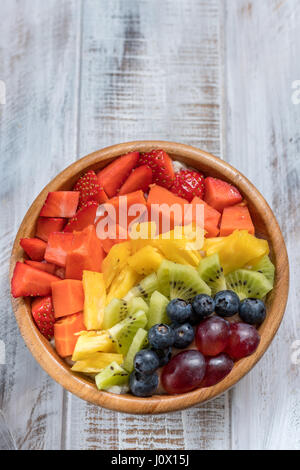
[10,141,289,414]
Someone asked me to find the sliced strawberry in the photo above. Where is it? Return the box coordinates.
[25,260,56,274]
[39,191,79,218]
[204,177,243,212]
[36,217,66,241]
[11,262,60,298]
[97,152,140,198]
[44,232,74,267]
[73,170,108,207]
[119,165,152,195]
[20,238,47,261]
[32,296,55,340]
[171,169,205,202]
[138,149,175,189]
[63,201,98,233]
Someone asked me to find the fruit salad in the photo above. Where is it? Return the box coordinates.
[11,149,275,397]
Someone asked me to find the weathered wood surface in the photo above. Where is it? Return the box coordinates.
[0,0,299,450]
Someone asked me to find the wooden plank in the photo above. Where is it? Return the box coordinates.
[65,0,230,450]
[0,0,82,450]
[224,0,300,450]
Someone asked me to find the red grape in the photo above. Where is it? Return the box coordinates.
[225,322,260,360]
[195,316,230,356]
[161,350,206,394]
[201,353,234,387]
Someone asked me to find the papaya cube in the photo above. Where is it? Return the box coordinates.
[54,312,85,357]
[147,185,188,233]
[191,197,221,238]
[52,279,84,318]
[65,225,104,280]
[220,205,255,237]
[44,232,74,267]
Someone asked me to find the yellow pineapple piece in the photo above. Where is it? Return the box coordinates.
[205,230,269,274]
[102,242,131,288]
[127,245,164,275]
[71,352,123,373]
[82,271,106,331]
[106,266,141,304]
[154,227,201,267]
[129,221,158,252]
[72,330,115,361]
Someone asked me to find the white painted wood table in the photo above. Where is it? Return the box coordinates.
[0,0,299,450]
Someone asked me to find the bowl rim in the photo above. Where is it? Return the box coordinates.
[10,140,289,414]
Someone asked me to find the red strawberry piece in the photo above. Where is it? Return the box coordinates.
[171,169,205,202]
[32,296,55,340]
[138,149,175,189]
[97,152,140,198]
[73,170,108,207]
[204,177,243,212]
[25,260,56,275]
[119,165,152,195]
[39,191,80,218]
[44,232,74,267]
[20,238,47,261]
[63,200,98,233]
[11,262,60,298]
[36,217,66,242]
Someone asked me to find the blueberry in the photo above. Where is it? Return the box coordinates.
[166,299,193,324]
[130,371,159,397]
[173,323,195,349]
[148,324,175,349]
[153,347,172,367]
[239,298,266,324]
[192,294,215,321]
[134,349,160,375]
[214,290,240,317]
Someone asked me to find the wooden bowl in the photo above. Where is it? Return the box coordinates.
[10,141,289,414]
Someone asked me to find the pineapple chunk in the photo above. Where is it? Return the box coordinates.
[155,234,201,267]
[72,330,115,361]
[102,242,131,288]
[204,230,269,274]
[106,266,141,304]
[71,352,123,373]
[83,271,106,330]
[127,245,164,275]
[129,221,158,252]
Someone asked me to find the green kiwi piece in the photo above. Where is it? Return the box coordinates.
[226,269,273,300]
[249,255,275,286]
[157,260,211,301]
[127,297,149,316]
[103,298,128,329]
[123,328,148,373]
[95,362,129,390]
[197,253,226,296]
[147,291,170,329]
[108,310,148,355]
[123,273,159,302]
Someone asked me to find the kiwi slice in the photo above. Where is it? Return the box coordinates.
[147,291,170,329]
[123,273,159,302]
[157,260,211,301]
[95,362,129,390]
[128,297,149,316]
[198,254,226,296]
[123,328,148,373]
[226,269,273,300]
[249,255,275,285]
[103,298,128,329]
[108,310,148,355]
